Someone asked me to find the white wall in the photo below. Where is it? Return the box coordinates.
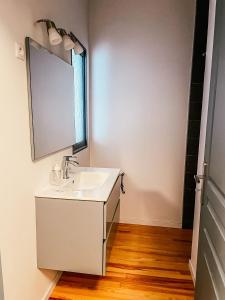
[89,0,195,227]
[0,1,89,299]
[190,0,216,282]
[0,256,3,300]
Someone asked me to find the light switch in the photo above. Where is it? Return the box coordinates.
[15,42,25,60]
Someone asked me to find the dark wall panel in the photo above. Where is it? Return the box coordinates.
[182,0,209,229]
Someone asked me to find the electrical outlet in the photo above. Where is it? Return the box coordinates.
[15,42,25,60]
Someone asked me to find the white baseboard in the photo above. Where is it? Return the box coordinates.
[189,260,196,285]
[41,271,62,300]
[119,218,182,229]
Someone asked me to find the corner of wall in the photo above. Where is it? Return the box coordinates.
[41,272,62,300]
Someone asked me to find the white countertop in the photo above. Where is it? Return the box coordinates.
[35,167,121,202]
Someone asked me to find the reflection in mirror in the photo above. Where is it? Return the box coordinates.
[26,37,76,160]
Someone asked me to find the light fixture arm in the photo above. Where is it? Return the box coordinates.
[69,32,78,43]
[36,19,51,23]
[69,32,85,54]
[57,28,67,37]
[36,19,57,31]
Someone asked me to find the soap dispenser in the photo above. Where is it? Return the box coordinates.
[49,163,62,185]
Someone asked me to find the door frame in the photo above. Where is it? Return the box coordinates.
[189,0,217,283]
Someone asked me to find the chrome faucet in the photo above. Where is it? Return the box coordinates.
[62,155,79,179]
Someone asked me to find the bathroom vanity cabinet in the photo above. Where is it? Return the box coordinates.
[35,170,120,276]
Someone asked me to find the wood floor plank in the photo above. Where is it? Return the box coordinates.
[49,223,194,300]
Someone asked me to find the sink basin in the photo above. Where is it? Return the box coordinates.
[35,167,120,202]
[65,171,109,191]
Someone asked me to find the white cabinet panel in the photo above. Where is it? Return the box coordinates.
[35,176,121,276]
[36,198,104,275]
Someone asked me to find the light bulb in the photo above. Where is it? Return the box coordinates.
[48,27,62,45]
[63,35,75,51]
[73,41,84,55]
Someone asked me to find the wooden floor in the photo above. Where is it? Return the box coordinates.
[50,223,194,300]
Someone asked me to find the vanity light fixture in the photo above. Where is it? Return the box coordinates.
[58,28,75,51]
[36,19,62,46]
[69,32,85,55]
[35,19,85,54]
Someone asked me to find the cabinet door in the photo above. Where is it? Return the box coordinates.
[103,200,120,275]
[104,177,120,239]
[36,198,104,275]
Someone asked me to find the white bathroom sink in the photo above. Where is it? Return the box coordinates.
[35,167,120,202]
[65,171,109,191]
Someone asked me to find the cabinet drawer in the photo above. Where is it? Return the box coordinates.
[104,176,120,239]
[36,197,104,275]
[103,200,120,275]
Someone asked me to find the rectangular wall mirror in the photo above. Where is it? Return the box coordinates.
[26,37,75,160]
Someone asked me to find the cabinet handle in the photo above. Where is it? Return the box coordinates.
[120,172,125,194]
